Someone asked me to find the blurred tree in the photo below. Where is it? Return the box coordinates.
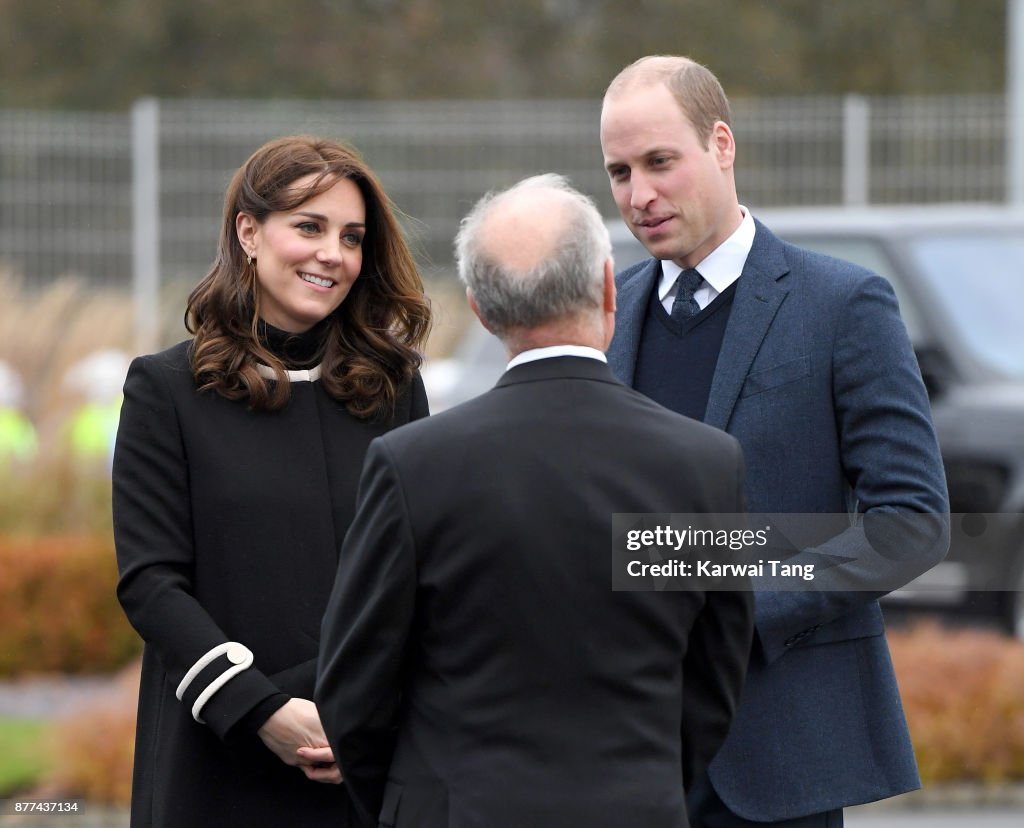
[0,0,1007,108]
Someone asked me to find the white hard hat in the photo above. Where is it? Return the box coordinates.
[0,360,26,409]
[63,349,132,403]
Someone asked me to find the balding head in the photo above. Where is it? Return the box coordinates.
[603,55,731,148]
[455,174,613,347]
[472,184,575,274]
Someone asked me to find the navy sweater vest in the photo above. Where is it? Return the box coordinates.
[633,280,737,422]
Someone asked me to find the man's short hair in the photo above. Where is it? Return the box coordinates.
[605,55,731,148]
[455,174,611,337]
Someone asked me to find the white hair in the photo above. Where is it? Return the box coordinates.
[454,174,612,336]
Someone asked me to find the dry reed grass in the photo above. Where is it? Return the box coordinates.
[0,269,134,455]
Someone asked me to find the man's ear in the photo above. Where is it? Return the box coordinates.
[466,288,492,333]
[603,259,617,314]
[711,120,736,170]
[601,259,617,351]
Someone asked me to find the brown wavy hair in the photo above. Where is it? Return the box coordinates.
[185,135,431,418]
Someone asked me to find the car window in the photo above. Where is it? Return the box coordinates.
[906,232,1024,380]
[776,235,924,341]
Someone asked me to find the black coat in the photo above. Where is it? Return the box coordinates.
[113,340,427,827]
[316,356,754,828]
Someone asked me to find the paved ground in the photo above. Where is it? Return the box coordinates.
[2,805,1022,828]
[846,808,1024,826]
[0,675,122,720]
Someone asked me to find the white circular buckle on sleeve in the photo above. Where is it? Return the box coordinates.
[226,643,249,665]
[175,642,255,723]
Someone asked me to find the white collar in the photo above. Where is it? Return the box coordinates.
[255,363,323,382]
[507,345,608,371]
[658,206,756,302]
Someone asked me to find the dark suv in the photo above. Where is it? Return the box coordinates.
[755,206,1024,636]
[430,206,1024,636]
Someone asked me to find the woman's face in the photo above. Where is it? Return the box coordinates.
[236,174,366,333]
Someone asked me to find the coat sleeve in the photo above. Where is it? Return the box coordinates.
[113,354,282,740]
[680,437,754,790]
[754,272,950,662]
[315,437,416,827]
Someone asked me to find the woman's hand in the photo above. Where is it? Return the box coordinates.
[296,745,343,783]
[257,698,343,784]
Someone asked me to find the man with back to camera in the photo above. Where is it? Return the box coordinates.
[600,56,950,827]
[315,173,755,827]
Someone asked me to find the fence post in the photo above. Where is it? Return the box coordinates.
[842,94,870,206]
[1010,0,1024,205]
[131,97,160,356]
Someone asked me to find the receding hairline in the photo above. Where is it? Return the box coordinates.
[603,55,700,100]
[475,184,576,274]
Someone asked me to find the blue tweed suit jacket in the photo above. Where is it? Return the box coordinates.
[607,219,950,821]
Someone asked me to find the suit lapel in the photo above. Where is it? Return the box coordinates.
[705,222,791,431]
[607,259,659,386]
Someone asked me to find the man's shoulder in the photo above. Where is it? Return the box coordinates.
[378,372,740,469]
[615,257,656,289]
[753,219,885,295]
[375,389,497,453]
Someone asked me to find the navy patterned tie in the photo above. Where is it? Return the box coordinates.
[670,268,704,321]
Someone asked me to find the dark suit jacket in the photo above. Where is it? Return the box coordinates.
[113,340,427,827]
[316,356,754,828]
[607,220,950,821]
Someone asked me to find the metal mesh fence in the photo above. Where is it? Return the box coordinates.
[154,98,610,285]
[0,94,1011,292]
[0,110,132,286]
[870,94,1006,203]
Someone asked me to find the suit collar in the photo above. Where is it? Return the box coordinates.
[495,355,621,388]
[704,219,791,430]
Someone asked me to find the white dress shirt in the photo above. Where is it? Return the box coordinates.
[659,206,756,314]
[507,344,608,371]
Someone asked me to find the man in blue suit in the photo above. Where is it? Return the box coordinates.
[600,55,950,827]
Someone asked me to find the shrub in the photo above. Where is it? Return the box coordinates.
[0,534,141,677]
[0,463,115,536]
[889,623,1024,785]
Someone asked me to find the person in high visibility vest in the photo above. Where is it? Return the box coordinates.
[0,360,37,465]
[61,349,130,469]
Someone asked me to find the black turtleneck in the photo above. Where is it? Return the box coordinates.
[257,318,329,369]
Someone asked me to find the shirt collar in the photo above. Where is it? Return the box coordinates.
[507,345,608,371]
[658,206,756,302]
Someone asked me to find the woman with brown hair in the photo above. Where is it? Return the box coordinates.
[113,135,431,826]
